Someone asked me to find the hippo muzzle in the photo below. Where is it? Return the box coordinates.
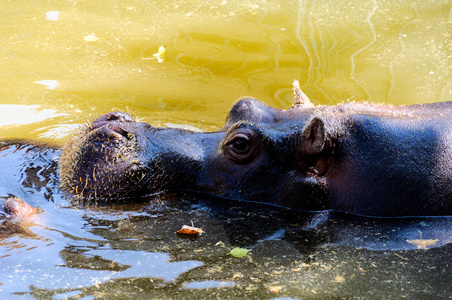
[59,111,221,201]
[59,112,149,200]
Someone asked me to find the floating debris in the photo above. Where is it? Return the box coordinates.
[333,275,346,283]
[229,247,250,258]
[406,238,439,249]
[152,45,166,63]
[407,231,439,249]
[268,286,283,294]
[83,33,101,42]
[177,225,203,235]
[4,197,37,217]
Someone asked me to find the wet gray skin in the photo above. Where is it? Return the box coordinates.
[59,89,452,217]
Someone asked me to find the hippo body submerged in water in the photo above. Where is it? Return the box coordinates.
[58,83,452,217]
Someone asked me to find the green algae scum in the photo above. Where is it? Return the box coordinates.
[0,0,451,298]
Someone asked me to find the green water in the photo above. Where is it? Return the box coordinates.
[1,0,450,142]
[0,0,452,298]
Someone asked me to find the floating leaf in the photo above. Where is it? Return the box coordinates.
[229,247,250,258]
[152,45,166,63]
[177,225,203,235]
[83,33,101,42]
[406,239,439,249]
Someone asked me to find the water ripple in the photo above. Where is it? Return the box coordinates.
[349,0,378,102]
[387,4,420,103]
[296,0,313,86]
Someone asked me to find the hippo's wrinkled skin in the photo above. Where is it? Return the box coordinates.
[59,83,452,217]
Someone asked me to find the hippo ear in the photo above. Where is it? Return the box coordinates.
[299,117,325,156]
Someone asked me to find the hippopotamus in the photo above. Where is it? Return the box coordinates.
[58,81,452,217]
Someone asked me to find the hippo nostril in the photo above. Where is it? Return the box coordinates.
[105,113,120,121]
[91,112,136,132]
[107,124,130,138]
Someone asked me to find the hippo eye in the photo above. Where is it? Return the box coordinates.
[230,136,249,153]
[223,129,260,164]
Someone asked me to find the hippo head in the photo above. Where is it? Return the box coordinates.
[59,82,331,209]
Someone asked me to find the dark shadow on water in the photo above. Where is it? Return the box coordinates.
[150,192,452,252]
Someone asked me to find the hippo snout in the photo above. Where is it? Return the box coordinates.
[58,111,150,200]
[89,112,136,140]
[93,123,132,141]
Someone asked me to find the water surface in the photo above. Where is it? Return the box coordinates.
[0,0,451,298]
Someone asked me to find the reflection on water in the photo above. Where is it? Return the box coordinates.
[0,105,66,127]
[2,245,202,293]
[183,280,236,289]
[35,80,60,90]
[0,0,451,298]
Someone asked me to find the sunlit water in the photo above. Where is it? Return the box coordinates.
[0,0,451,298]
